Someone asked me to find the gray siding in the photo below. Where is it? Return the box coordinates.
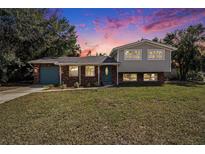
[117,43,172,72]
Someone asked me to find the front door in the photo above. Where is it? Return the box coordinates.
[102,66,112,85]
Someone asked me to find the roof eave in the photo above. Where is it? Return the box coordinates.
[29,61,56,64]
[56,62,119,66]
[110,40,177,53]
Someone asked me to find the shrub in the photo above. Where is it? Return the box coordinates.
[86,82,91,87]
[60,84,67,89]
[94,82,99,87]
[187,71,204,81]
[74,82,80,88]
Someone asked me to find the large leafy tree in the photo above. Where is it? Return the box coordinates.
[163,24,205,81]
[0,9,80,83]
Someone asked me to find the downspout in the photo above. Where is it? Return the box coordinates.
[98,65,100,86]
[79,65,81,85]
[117,50,119,85]
[117,64,119,85]
[59,65,62,85]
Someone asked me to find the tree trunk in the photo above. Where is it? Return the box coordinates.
[179,64,187,81]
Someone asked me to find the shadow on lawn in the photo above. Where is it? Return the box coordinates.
[117,82,164,87]
[116,81,205,87]
[166,82,205,87]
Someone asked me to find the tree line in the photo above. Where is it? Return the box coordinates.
[152,24,205,81]
[0,9,80,83]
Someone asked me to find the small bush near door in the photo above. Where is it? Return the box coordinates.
[74,82,80,88]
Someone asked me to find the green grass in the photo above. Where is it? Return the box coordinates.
[0,83,205,144]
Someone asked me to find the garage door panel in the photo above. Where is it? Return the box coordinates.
[40,66,59,84]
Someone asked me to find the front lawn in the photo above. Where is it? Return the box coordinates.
[0,83,204,144]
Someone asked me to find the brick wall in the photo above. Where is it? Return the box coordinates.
[80,65,98,86]
[110,65,117,85]
[158,72,165,83]
[34,64,166,86]
[61,66,79,87]
[61,65,118,87]
[33,64,40,84]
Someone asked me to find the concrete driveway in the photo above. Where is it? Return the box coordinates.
[0,85,45,104]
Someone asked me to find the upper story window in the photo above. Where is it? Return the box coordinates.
[69,66,78,77]
[124,49,142,60]
[147,49,165,60]
[85,66,95,77]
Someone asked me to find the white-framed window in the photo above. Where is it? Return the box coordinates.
[69,66,78,77]
[143,73,158,81]
[124,49,142,60]
[147,49,165,60]
[123,73,137,81]
[85,66,95,77]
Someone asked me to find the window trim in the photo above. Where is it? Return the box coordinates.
[143,73,158,81]
[123,73,138,82]
[147,49,165,60]
[69,65,79,77]
[124,49,142,60]
[85,65,95,77]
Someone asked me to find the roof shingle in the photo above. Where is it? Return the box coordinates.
[29,56,118,65]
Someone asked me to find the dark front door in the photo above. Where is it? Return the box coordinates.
[102,66,112,85]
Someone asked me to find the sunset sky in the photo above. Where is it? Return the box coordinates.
[61,8,205,56]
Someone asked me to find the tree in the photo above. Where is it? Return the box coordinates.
[96,52,107,56]
[152,37,160,42]
[0,9,80,83]
[163,24,205,80]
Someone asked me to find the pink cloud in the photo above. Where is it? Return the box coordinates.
[78,37,99,56]
[143,19,182,32]
[93,15,141,40]
[79,10,146,54]
[143,9,205,32]
[78,31,129,56]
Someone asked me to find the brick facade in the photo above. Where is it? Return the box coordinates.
[158,72,165,82]
[33,64,164,86]
[33,64,40,84]
[80,65,98,86]
[110,65,117,85]
[61,66,79,87]
[61,65,117,87]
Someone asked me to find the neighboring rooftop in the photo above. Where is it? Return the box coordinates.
[29,56,118,65]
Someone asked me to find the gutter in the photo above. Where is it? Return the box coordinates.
[55,62,120,66]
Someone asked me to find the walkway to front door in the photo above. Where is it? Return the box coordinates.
[102,66,112,85]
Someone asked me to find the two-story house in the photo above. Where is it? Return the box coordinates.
[30,39,176,86]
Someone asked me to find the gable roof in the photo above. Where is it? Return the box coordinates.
[29,56,118,65]
[110,39,177,56]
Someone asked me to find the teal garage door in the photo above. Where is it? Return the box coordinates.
[40,66,59,84]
